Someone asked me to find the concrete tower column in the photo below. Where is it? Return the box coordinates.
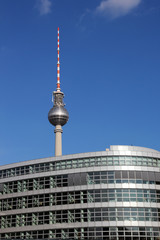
[54,125,63,156]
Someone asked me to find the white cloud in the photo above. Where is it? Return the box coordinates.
[96,0,142,19]
[36,0,52,15]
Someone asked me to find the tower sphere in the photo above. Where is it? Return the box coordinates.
[48,105,69,126]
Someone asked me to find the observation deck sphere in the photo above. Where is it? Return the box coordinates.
[48,106,69,126]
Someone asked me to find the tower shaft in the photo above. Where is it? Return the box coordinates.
[54,125,63,156]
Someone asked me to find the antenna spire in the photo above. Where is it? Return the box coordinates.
[57,27,60,91]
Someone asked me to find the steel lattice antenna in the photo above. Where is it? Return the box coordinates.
[57,27,60,91]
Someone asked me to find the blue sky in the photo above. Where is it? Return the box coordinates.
[0,0,160,165]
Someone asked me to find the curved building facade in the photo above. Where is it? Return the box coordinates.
[0,145,160,239]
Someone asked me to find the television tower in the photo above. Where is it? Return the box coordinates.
[48,27,69,156]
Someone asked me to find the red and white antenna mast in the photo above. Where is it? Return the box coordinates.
[57,27,60,91]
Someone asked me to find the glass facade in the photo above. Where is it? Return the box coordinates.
[0,145,160,239]
[1,170,160,196]
[1,155,160,179]
[1,189,160,211]
[1,207,160,229]
[1,226,160,239]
